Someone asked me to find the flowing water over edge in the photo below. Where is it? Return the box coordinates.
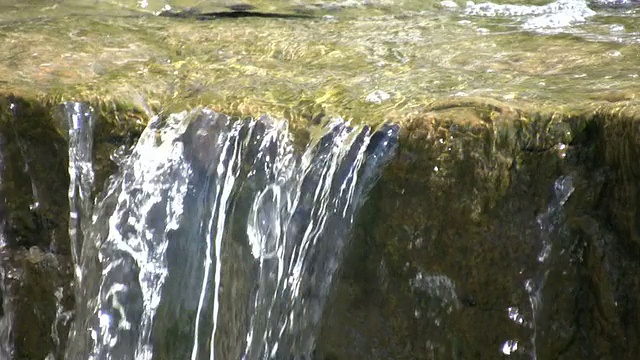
[63,105,398,359]
[65,102,96,290]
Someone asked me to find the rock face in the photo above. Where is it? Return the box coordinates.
[317,102,640,359]
[0,97,144,359]
[0,97,73,360]
[0,95,639,359]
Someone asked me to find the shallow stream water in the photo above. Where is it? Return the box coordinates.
[0,0,638,113]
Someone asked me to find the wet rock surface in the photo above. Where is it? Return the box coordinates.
[0,98,72,360]
[317,103,640,359]
[0,0,639,358]
[0,98,143,359]
[0,94,638,359]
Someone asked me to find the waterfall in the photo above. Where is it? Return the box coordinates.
[61,102,97,360]
[65,102,96,280]
[65,108,398,359]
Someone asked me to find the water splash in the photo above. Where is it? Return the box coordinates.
[537,175,574,264]
[67,108,398,360]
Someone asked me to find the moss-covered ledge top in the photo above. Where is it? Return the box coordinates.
[1,1,638,127]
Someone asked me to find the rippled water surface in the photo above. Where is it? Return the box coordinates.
[0,0,637,119]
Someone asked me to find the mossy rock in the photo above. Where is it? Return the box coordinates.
[317,101,640,359]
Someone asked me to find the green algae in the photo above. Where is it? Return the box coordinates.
[0,4,638,130]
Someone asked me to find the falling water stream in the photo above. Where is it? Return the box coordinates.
[65,102,96,277]
[524,175,574,359]
[63,104,398,359]
[502,175,575,358]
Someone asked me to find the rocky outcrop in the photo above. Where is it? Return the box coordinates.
[317,101,640,360]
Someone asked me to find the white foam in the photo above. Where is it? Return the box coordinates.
[465,0,596,30]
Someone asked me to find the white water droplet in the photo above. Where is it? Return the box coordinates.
[501,340,519,355]
[507,306,525,325]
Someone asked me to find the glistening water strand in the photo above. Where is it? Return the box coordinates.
[66,108,398,360]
